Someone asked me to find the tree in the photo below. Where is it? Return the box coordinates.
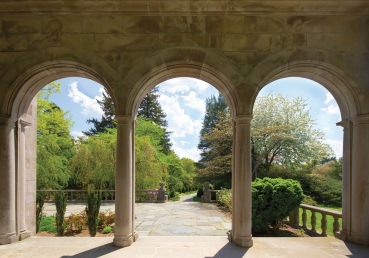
[197,93,228,162]
[251,94,333,178]
[37,82,75,190]
[84,86,172,154]
[83,91,115,136]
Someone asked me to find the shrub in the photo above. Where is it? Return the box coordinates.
[252,177,304,234]
[55,191,67,236]
[217,189,232,212]
[36,192,46,233]
[309,177,341,206]
[86,191,102,237]
[98,210,115,228]
[39,216,57,233]
[102,226,112,234]
[65,211,86,233]
[196,188,203,198]
[302,195,317,206]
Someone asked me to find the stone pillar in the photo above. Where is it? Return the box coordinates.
[158,182,166,203]
[348,115,369,245]
[203,182,211,203]
[18,120,32,240]
[231,115,253,248]
[0,117,17,245]
[113,116,135,247]
[336,119,351,241]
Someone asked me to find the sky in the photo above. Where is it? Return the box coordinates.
[49,77,343,161]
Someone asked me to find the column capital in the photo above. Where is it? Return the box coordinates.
[19,120,32,127]
[115,115,134,125]
[0,116,17,126]
[234,115,252,125]
[351,115,369,126]
[336,119,350,129]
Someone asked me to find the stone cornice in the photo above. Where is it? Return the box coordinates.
[1,1,368,15]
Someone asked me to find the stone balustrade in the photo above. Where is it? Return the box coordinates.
[288,204,342,237]
[38,182,167,204]
[202,182,220,203]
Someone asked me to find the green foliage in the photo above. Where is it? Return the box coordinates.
[309,177,342,206]
[39,216,57,233]
[55,191,67,236]
[302,195,317,206]
[98,210,115,228]
[192,196,202,202]
[171,196,180,201]
[217,188,232,212]
[69,129,116,190]
[37,82,75,190]
[36,192,46,233]
[312,159,342,180]
[196,188,204,198]
[85,191,102,237]
[252,178,304,234]
[102,226,112,234]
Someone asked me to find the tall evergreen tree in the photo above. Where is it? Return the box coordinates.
[83,91,115,136]
[197,93,229,163]
[84,86,172,154]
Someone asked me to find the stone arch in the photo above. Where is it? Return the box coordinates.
[120,47,244,118]
[248,60,360,120]
[6,60,116,119]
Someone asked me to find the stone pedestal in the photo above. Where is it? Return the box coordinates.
[0,117,17,245]
[348,115,369,245]
[158,182,166,203]
[113,116,136,247]
[231,116,253,248]
[203,182,211,203]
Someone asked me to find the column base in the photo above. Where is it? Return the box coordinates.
[113,234,134,247]
[347,233,369,246]
[19,230,32,241]
[232,234,253,248]
[133,231,139,242]
[0,232,18,245]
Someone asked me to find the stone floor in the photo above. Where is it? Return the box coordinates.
[2,236,369,258]
[43,194,231,236]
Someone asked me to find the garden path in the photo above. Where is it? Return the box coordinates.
[42,193,231,236]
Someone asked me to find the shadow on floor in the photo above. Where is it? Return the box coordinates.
[60,243,119,258]
[204,242,249,258]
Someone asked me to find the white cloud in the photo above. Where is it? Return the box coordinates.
[172,145,201,161]
[182,91,206,113]
[158,93,203,138]
[159,77,210,94]
[323,139,343,158]
[67,82,103,117]
[323,127,330,131]
[321,92,340,115]
[179,141,190,146]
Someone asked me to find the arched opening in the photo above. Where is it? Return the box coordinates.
[252,76,343,236]
[2,61,115,242]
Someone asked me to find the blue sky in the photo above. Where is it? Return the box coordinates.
[49,77,342,161]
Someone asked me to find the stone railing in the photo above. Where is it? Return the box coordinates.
[202,182,220,203]
[38,182,167,203]
[288,204,342,237]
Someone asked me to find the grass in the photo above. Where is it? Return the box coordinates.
[192,196,201,202]
[299,205,342,236]
[178,190,197,196]
[171,196,180,201]
[39,216,57,233]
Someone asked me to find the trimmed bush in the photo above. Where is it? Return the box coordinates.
[196,188,203,198]
[36,192,46,233]
[310,177,341,206]
[252,177,304,234]
[217,188,232,212]
[55,191,67,236]
[86,191,102,237]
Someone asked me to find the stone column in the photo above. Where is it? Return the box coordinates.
[18,120,32,240]
[349,115,369,245]
[113,116,135,247]
[336,119,351,241]
[231,115,253,248]
[0,117,17,245]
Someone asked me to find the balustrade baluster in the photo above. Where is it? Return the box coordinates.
[302,208,307,230]
[311,211,317,234]
[333,216,340,233]
[321,213,327,236]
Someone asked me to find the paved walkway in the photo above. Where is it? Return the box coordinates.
[2,236,369,257]
[43,194,231,236]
